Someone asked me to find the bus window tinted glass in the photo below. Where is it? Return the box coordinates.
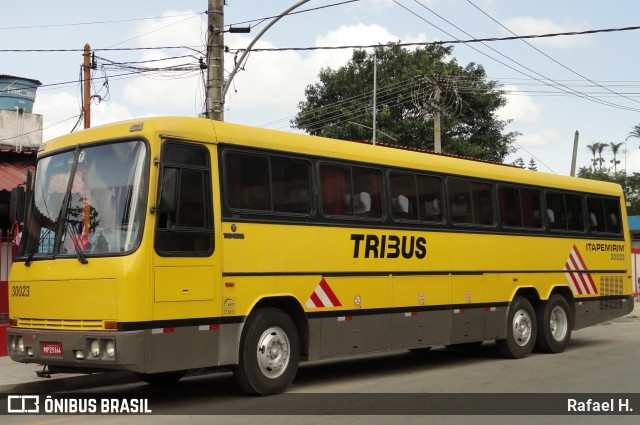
[226,153,270,211]
[588,196,622,234]
[321,164,352,215]
[389,173,418,220]
[499,187,542,229]
[521,188,543,228]
[418,175,443,223]
[565,194,584,231]
[352,167,382,218]
[546,192,584,232]
[471,182,494,225]
[499,187,522,227]
[272,157,312,213]
[448,179,473,224]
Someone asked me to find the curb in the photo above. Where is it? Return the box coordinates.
[1,371,139,394]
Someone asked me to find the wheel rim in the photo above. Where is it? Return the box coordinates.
[256,326,291,379]
[512,308,532,347]
[549,305,568,342]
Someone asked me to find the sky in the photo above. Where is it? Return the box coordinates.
[2,0,640,176]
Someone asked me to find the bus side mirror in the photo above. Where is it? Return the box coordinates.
[9,186,25,222]
[157,168,178,214]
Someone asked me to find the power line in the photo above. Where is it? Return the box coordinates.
[464,0,640,106]
[227,24,640,53]
[0,46,204,54]
[395,0,640,113]
[0,12,204,31]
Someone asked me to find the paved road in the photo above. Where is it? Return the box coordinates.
[2,312,639,424]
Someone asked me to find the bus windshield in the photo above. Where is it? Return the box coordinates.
[18,140,148,261]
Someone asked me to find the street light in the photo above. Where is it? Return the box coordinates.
[221,0,311,100]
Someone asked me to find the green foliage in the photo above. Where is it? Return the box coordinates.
[577,167,639,215]
[292,43,518,162]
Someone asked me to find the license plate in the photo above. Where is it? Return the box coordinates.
[41,342,63,356]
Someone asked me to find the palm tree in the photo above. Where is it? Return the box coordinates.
[594,142,607,171]
[627,124,640,146]
[609,142,623,174]
[586,144,598,171]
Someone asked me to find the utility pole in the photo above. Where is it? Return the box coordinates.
[83,43,91,129]
[206,0,225,121]
[372,54,377,145]
[432,83,442,153]
[570,130,579,176]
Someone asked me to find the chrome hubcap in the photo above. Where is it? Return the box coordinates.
[513,308,532,347]
[257,326,290,378]
[549,306,568,341]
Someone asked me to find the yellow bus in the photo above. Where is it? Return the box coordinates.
[7,116,634,394]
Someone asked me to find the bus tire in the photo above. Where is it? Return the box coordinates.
[496,296,536,359]
[234,307,300,395]
[535,294,572,353]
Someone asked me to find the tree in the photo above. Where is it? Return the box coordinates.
[528,158,537,171]
[586,142,607,171]
[513,157,526,168]
[577,167,639,215]
[585,144,599,171]
[626,123,640,147]
[609,142,623,174]
[293,43,518,162]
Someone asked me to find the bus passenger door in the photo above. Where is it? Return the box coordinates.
[150,141,219,371]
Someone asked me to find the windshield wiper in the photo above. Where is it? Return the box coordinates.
[24,228,54,267]
[64,222,88,265]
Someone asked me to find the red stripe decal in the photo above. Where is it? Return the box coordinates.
[319,278,342,307]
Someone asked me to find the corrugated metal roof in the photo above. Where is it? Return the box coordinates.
[0,160,34,192]
[0,74,42,86]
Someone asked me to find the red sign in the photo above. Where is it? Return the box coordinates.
[41,342,63,356]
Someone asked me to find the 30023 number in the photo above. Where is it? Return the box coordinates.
[11,286,30,297]
[611,253,625,261]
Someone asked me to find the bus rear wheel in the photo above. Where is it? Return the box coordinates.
[496,296,536,359]
[535,294,572,353]
[234,307,300,395]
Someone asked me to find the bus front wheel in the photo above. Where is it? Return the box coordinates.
[496,296,536,359]
[234,307,300,395]
[535,294,572,353]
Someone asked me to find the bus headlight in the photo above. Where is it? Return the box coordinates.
[105,340,115,358]
[9,336,16,353]
[90,339,101,357]
[17,337,25,354]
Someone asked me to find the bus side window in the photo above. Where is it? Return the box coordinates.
[321,164,382,219]
[545,192,566,230]
[352,167,382,218]
[587,197,606,232]
[418,175,442,223]
[321,164,352,216]
[520,188,543,229]
[589,196,622,234]
[499,186,522,227]
[565,194,584,231]
[226,152,270,211]
[271,157,312,214]
[389,172,418,220]
[447,178,472,224]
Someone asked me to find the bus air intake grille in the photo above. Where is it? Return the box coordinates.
[15,318,106,330]
[600,276,623,310]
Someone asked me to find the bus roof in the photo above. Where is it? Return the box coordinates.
[42,116,622,197]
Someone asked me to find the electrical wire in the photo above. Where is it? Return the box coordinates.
[465,0,640,106]
[391,0,640,115]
